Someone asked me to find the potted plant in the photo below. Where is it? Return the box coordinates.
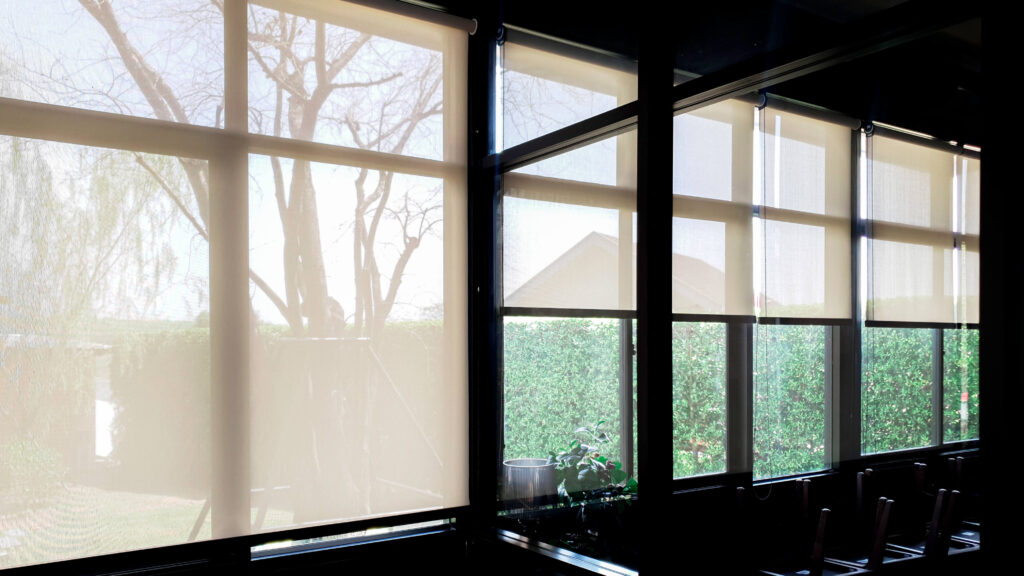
[547,420,637,504]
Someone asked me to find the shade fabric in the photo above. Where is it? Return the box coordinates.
[503,132,637,310]
[0,0,469,567]
[867,135,979,323]
[759,108,851,319]
[672,99,754,315]
[501,40,637,150]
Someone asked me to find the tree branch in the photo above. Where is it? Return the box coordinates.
[134,154,292,324]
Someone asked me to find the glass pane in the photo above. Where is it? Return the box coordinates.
[762,109,850,217]
[503,318,625,464]
[0,0,223,126]
[674,99,753,203]
[672,218,733,314]
[761,220,850,318]
[861,328,934,454]
[247,0,453,160]
[672,323,727,478]
[943,328,979,442]
[501,41,635,150]
[963,157,980,236]
[248,154,466,531]
[500,316,637,569]
[753,324,827,479]
[1,136,210,568]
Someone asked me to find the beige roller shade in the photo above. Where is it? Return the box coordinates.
[959,156,980,324]
[503,131,638,311]
[672,99,754,316]
[759,108,852,319]
[0,0,469,565]
[501,41,637,150]
[867,135,965,323]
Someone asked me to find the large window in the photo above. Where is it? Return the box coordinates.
[861,132,980,454]
[670,101,850,480]
[1,0,467,569]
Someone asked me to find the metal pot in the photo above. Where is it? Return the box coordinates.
[502,458,556,507]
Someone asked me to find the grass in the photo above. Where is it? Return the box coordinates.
[0,484,294,569]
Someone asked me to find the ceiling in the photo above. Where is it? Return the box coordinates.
[425,0,981,146]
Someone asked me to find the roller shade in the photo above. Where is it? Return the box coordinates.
[866,135,978,324]
[503,131,638,311]
[758,107,852,319]
[672,99,754,316]
[501,39,636,151]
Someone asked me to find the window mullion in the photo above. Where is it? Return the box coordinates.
[210,0,249,540]
[209,141,251,539]
[726,322,752,475]
[932,328,944,446]
[840,129,863,465]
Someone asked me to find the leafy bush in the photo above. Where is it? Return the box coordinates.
[753,324,827,479]
[943,328,980,442]
[672,323,727,477]
[862,328,933,454]
[505,319,980,484]
[503,318,623,463]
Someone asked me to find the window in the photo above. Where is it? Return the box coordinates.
[670,101,850,480]
[861,132,980,454]
[1,0,467,569]
[500,130,638,489]
[497,37,639,567]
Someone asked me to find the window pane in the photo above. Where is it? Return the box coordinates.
[1,136,210,568]
[870,136,953,230]
[943,328,979,442]
[753,324,827,479]
[248,154,466,531]
[0,0,223,126]
[500,316,637,569]
[503,318,625,464]
[861,328,934,454]
[672,323,727,478]
[501,41,635,150]
[868,239,953,324]
[247,0,456,160]
[963,157,980,236]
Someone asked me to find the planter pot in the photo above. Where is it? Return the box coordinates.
[503,458,556,508]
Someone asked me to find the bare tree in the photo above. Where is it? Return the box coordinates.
[70,0,447,522]
[77,0,444,340]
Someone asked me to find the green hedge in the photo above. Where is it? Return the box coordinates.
[504,320,979,482]
[503,319,623,464]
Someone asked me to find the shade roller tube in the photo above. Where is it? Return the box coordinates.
[758,106,852,320]
[866,135,979,324]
